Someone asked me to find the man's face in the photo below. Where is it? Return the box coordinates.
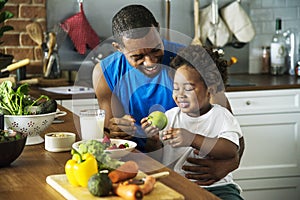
[120,27,164,77]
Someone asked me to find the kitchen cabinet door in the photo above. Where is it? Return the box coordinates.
[236,177,300,200]
[233,113,300,179]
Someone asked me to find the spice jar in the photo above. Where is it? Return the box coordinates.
[261,46,270,74]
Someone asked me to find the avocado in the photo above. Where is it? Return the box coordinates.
[88,172,112,197]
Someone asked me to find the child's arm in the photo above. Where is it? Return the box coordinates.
[162,128,238,159]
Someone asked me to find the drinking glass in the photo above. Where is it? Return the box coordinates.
[79,109,105,140]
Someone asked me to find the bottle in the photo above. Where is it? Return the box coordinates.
[284,28,298,76]
[270,18,287,75]
[295,61,300,76]
[261,46,270,74]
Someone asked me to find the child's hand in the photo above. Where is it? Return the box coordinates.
[162,128,195,147]
[140,117,160,137]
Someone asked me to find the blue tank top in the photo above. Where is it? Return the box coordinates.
[100,40,184,151]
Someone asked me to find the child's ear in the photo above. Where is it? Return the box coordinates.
[208,86,217,96]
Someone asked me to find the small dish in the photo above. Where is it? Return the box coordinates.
[45,132,76,152]
[72,139,137,159]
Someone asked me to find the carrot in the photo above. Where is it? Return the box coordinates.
[140,175,156,195]
[108,161,139,183]
[113,182,143,200]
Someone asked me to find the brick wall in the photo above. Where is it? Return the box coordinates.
[1,0,46,75]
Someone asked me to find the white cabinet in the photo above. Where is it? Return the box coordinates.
[226,89,300,200]
[60,99,99,115]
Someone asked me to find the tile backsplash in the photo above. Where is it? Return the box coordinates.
[3,0,299,76]
[248,0,300,74]
[199,0,300,74]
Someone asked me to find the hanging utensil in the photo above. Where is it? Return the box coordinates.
[165,0,171,40]
[191,0,202,45]
[26,22,44,47]
[211,0,219,47]
[43,32,56,75]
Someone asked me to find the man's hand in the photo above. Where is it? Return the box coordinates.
[108,115,136,139]
[182,149,239,186]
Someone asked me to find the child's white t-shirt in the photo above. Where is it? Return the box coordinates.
[161,104,243,188]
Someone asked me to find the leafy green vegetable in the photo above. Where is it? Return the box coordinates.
[78,140,122,171]
[0,80,51,115]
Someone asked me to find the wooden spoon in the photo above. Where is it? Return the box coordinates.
[43,32,56,74]
[191,0,202,46]
[26,22,44,47]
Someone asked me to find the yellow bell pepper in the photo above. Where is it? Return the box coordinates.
[65,150,98,187]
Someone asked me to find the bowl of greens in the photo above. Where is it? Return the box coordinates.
[0,129,27,167]
[0,81,66,145]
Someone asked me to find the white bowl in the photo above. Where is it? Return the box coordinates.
[45,132,76,152]
[72,139,137,159]
[4,110,66,145]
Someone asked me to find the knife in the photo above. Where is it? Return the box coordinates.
[128,171,170,185]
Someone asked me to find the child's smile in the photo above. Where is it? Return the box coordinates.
[173,65,211,117]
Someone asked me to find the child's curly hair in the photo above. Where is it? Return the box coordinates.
[170,45,228,92]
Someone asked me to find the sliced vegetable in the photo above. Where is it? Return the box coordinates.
[108,161,139,183]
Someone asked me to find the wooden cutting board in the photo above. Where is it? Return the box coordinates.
[46,174,184,200]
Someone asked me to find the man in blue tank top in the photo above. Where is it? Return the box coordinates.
[92,4,244,186]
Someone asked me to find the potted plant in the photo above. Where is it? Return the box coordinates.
[0,0,14,71]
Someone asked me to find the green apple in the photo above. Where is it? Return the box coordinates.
[147,111,168,130]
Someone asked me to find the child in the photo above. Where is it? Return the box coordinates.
[141,45,243,200]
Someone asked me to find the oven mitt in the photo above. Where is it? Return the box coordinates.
[61,2,100,55]
[199,4,231,47]
[220,0,255,43]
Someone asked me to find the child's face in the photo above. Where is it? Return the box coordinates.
[173,65,211,117]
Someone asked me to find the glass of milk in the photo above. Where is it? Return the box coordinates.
[79,109,105,140]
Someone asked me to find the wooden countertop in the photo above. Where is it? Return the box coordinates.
[226,74,300,92]
[0,105,220,200]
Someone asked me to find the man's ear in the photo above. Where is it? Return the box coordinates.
[112,42,122,52]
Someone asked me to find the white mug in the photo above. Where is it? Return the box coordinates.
[79,109,105,140]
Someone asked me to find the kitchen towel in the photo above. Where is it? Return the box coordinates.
[221,0,255,43]
[199,4,231,47]
[61,2,100,55]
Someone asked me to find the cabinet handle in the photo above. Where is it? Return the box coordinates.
[246,100,251,105]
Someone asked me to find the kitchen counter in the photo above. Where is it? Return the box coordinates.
[0,105,220,200]
[28,74,300,100]
[226,74,300,92]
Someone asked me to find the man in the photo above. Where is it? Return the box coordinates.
[93,4,244,186]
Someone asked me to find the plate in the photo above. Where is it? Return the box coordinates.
[72,139,137,159]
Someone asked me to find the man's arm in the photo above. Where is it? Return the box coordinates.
[92,63,136,138]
